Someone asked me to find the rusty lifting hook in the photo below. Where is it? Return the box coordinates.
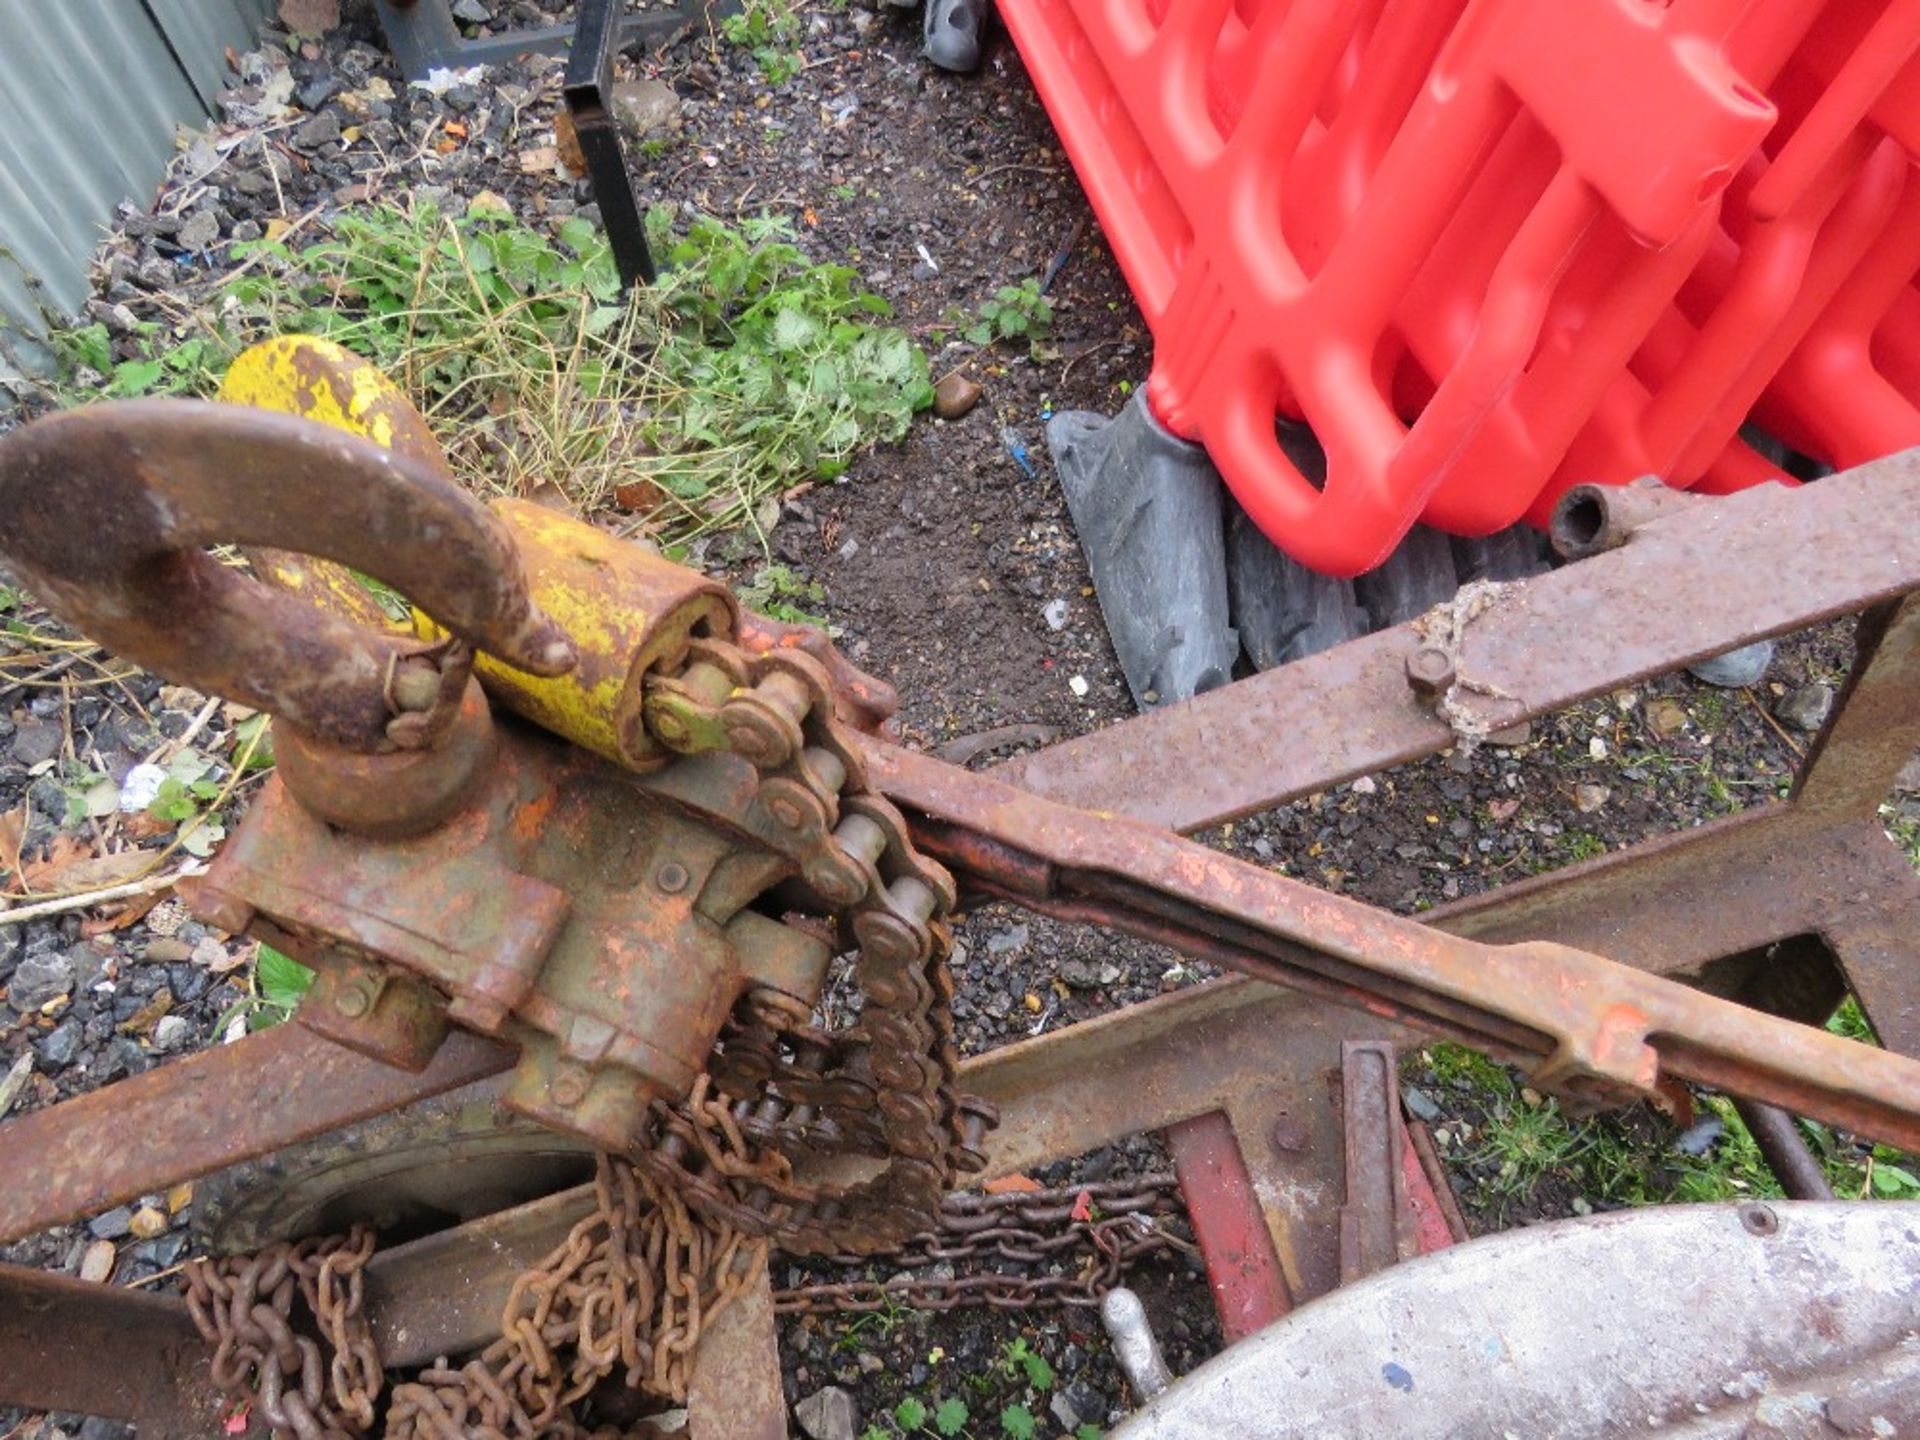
[0,400,577,753]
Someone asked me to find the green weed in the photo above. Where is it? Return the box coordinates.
[998,1338,1053,1391]
[1563,832,1606,862]
[720,0,806,85]
[1422,1030,1920,1220]
[1882,803,1920,872]
[832,1292,907,1351]
[213,942,314,1036]
[23,202,933,549]
[966,279,1053,354]
[739,563,829,627]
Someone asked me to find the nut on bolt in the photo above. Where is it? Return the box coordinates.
[1405,645,1456,700]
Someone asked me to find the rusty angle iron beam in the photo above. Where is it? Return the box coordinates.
[0,1262,245,1437]
[867,743,1920,1152]
[993,448,1920,833]
[5,742,1916,1249]
[0,1024,512,1243]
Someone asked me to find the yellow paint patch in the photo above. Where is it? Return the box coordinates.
[219,334,403,450]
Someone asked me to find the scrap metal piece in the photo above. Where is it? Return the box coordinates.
[1110,1202,1920,1439]
[564,0,658,292]
[370,0,705,81]
[1549,475,1708,560]
[997,446,1920,832]
[0,1262,241,1437]
[0,1024,513,1246]
[0,400,576,754]
[1101,1288,1174,1403]
[1337,1040,1418,1284]
[1734,1097,1837,1202]
[1164,1111,1290,1341]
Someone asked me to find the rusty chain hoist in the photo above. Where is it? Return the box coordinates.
[0,395,995,1259]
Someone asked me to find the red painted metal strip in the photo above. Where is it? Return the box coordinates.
[1165,1110,1290,1343]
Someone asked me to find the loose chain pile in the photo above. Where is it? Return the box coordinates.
[185,1168,1191,1437]
[188,1147,769,1439]
[777,1174,1192,1315]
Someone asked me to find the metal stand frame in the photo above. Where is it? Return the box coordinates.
[368,0,711,80]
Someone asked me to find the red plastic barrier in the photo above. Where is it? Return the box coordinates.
[1002,0,1920,575]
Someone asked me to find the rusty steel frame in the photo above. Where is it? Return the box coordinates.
[1,452,1918,1430]
[0,1264,246,1438]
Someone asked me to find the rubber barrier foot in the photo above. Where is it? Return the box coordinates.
[1049,392,1239,709]
[1354,525,1461,631]
[1227,501,1367,670]
[924,0,988,72]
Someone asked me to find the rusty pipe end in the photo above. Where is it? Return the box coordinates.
[1550,485,1628,561]
[1550,478,1705,562]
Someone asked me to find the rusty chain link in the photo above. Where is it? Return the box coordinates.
[185,1226,381,1440]
[187,1170,1188,1437]
[775,1174,1192,1316]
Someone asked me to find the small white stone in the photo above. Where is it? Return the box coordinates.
[1068,674,1090,698]
[80,1239,116,1283]
[1351,776,1378,796]
[118,762,168,813]
[1588,736,1608,760]
[1042,598,1070,631]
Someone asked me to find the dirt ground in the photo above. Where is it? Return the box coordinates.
[1,2,1916,1437]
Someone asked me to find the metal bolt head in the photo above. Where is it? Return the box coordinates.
[334,984,371,1019]
[551,1065,590,1108]
[650,710,689,745]
[656,861,691,894]
[1739,1201,1779,1236]
[1405,645,1456,699]
[725,716,783,767]
[767,795,804,830]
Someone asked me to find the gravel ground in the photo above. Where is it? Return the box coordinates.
[3,3,1917,1437]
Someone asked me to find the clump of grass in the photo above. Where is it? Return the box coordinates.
[21,201,934,549]
[1417,1030,1920,1225]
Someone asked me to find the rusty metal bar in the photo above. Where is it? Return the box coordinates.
[993,453,1920,834]
[0,1262,239,1436]
[1406,1120,1471,1245]
[1164,1112,1291,1341]
[1337,1041,1416,1284]
[1734,1098,1837,1201]
[0,1025,512,1245]
[873,743,1920,1151]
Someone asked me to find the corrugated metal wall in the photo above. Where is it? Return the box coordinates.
[0,0,271,358]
